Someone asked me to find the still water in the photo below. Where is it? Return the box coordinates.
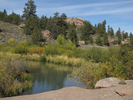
[22,61,80,95]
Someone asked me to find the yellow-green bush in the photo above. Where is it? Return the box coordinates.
[28,47,44,55]
[0,55,33,97]
[69,61,104,89]
[14,45,28,55]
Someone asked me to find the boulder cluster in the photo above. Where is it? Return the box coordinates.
[65,17,84,29]
[95,77,133,97]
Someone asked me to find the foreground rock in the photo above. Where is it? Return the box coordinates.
[95,77,120,89]
[1,87,122,100]
[115,80,133,96]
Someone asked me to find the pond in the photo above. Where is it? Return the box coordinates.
[22,61,81,95]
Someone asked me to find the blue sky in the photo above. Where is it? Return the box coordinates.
[0,0,133,34]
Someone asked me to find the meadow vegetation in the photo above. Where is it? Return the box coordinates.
[0,36,133,91]
[0,53,33,97]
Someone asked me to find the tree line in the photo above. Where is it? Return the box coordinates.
[0,0,133,48]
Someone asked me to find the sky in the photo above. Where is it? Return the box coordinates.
[0,0,133,34]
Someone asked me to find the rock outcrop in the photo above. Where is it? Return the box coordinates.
[65,17,84,29]
[121,38,130,45]
[95,77,120,89]
[42,30,51,38]
[95,77,133,97]
[115,80,133,96]
[19,24,25,29]
[0,21,28,44]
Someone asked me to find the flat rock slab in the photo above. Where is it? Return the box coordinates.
[1,87,122,100]
[115,80,133,96]
[95,77,120,89]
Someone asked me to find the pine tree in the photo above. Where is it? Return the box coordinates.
[22,0,36,19]
[39,15,48,30]
[80,21,94,43]
[68,28,78,46]
[31,26,42,45]
[116,28,122,44]
[102,20,106,31]
[24,16,39,35]
[89,35,93,44]
[96,35,103,46]
[110,27,114,37]
[103,33,109,46]
[98,25,106,37]
[130,33,133,49]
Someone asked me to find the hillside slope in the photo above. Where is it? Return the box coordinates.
[0,21,28,44]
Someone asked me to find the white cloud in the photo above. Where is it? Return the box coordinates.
[37,0,133,17]
[80,7,133,16]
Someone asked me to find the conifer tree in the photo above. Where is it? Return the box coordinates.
[22,0,36,19]
[96,35,103,46]
[39,15,48,30]
[24,16,39,35]
[89,35,93,44]
[31,26,42,45]
[68,28,78,46]
[110,27,114,37]
[80,21,94,43]
[130,33,133,49]
[103,33,109,46]
[116,28,122,44]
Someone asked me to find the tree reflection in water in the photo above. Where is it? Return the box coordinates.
[22,61,78,95]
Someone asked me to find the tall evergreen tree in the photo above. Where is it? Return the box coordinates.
[68,28,78,46]
[130,34,133,49]
[103,33,109,46]
[39,15,48,30]
[98,25,106,37]
[110,27,114,37]
[102,20,106,31]
[89,35,93,44]
[22,0,36,19]
[31,26,42,45]
[107,25,110,34]
[80,21,94,43]
[96,35,103,46]
[24,16,39,35]
[116,28,122,44]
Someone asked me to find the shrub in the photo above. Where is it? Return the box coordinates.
[40,55,46,62]
[96,35,103,46]
[57,34,65,45]
[14,45,28,55]
[68,62,104,89]
[19,41,29,47]
[81,47,103,63]
[28,47,44,55]
[0,55,33,97]
[44,44,60,56]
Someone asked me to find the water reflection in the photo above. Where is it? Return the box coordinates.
[22,61,79,95]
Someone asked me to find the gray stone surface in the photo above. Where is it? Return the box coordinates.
[115,80,133,96]
[95,77,120,89]
[0,87,122,100]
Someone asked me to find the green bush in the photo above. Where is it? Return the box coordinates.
[57,34,65,45]
[44,44,60,56]
[14,45,28,55]
[40,55,46,62]
[81,47,103,62]
[0,55,33,97]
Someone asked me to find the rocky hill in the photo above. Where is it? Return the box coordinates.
[65,17,84,29]
[0,21,28,44]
